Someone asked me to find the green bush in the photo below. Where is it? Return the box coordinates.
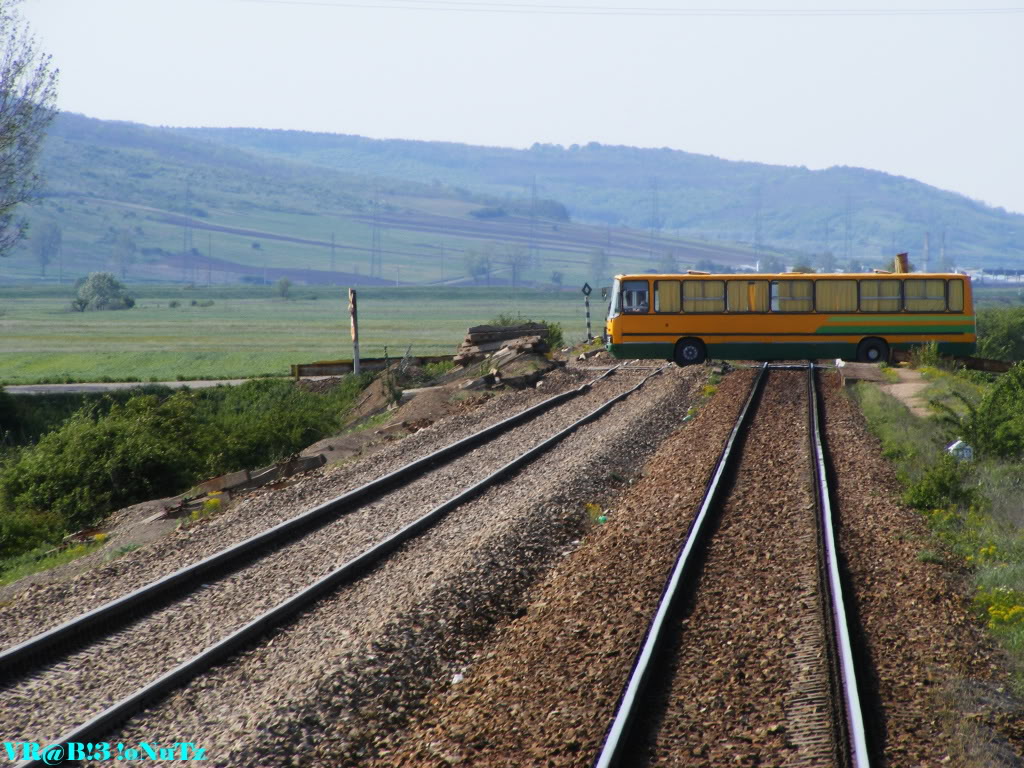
[903,455,977,511]
[977,306,1024,363]
[0,393,200,535]
[194,377,366,475]
[0,376,369,563]
[957,363,1024,459]
[71,272,135,312]
[0,509,65,560]
[543,320,565,349]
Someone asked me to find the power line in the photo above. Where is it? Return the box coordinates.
[235,0,1024,17]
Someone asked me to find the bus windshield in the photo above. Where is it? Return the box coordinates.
[608,279,621,319]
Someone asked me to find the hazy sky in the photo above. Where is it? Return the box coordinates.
[20,0,1024,214]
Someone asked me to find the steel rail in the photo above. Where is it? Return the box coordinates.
[0,366,624,681]
[807,365,871,767]
[15,365,669,768]
[592,362,768,768]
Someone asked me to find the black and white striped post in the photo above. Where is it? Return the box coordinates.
[582,282,593,341]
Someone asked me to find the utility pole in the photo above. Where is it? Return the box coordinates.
[923,231,931,273]
[649,177,660,259]
[843,193,852,264]
[183,176,193,283]
[331,232,336,278]
[349,288,360,375]
[754,184,763,257]
[370,185,383,279]
[529,175,539,267]
[207,233,212,286]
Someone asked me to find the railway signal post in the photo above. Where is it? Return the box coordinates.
[582,282,593,341]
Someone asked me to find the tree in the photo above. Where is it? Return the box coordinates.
[29,218,59,276]
[113,229,136,279]
[550,270,564,290]
[503,245,530,289]
[464,251,492,285]
[0,2,58,257]
[589,248,609,283]
[71,272,134,311]
[276,277,292,299]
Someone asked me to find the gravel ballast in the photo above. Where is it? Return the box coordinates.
[0,367,603,649]
[43,365,705,767]
[1,370,662,745]
[364,367,757,767]
[368,369,1024,767]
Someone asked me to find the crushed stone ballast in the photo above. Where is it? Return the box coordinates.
[594,364,871,768]
[4,365,669,768]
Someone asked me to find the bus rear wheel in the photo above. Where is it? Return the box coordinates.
[674,338,706,367]
[857,337,889,364]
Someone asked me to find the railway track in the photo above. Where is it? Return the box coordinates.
[1,363,669,768]
[594,363,872,767]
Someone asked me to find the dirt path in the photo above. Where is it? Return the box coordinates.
[880,368,932,418]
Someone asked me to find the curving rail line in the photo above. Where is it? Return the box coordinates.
[593,362,872,768]
[0,366,630,681]
[5,363,669,768]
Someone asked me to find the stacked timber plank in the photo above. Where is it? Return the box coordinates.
[454,323,549,366]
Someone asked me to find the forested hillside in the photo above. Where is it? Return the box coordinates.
[3,112,1021,286]
[3,114,769,286]
[178,125,1024,269]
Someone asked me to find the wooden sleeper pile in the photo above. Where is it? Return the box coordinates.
[453,323,549,366]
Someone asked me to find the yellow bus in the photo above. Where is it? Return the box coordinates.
[605,271,975,366]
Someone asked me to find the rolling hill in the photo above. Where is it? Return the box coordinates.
[2,113,1021,287]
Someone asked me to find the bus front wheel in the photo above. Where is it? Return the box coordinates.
[857,338,889,364]
[674,338,706,367]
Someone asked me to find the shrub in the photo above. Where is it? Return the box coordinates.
[0,509,64,560]
[542,321,565,349]
[955,363,1024,459]
[910,340,941,369]
[71,272,135,312]
[0,393,201,533]
[903,455,977,511]
[977,306,1024,363]
[0,377,370,564]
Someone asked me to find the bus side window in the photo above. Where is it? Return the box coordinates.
[621,280,650,314]
[904,279,946,312]
[770,280,813,312]
[654,280,681,312]
[860,279,901,312]
[947,279,964,312]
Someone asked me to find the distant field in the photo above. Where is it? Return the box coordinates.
[0,287,595,384]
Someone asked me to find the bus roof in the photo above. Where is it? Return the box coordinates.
[613,272,970,280]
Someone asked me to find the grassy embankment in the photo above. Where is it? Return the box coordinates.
[0,289,572,585]
[0,286,590,384]
[0,376,371,585]
[853,309,1024,680]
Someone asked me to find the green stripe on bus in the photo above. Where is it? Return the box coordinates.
[606,342,674,359]
[814,325,974,335]
[609,339,978,362]
[824,315,975,323]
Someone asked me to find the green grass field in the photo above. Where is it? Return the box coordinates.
[0,287,596,384]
